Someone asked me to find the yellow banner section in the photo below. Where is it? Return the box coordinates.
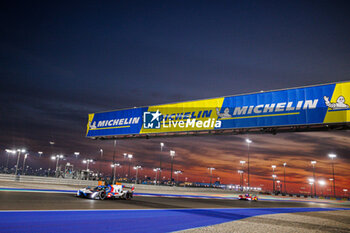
[324,82,350,123]
[86,113,95,136]
[140,97,225,134]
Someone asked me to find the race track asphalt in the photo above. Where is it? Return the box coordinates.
[0,191,349,232]
[0,191,348,210]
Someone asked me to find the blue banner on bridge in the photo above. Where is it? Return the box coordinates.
[86,81,350,138]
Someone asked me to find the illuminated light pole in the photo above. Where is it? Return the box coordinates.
[51,154,63,177]
[170,150,175,183]
[133,165,142,184]
[83,159,93,180]
[208,167,215,187]
[127,154,133,181]
[5,149,16,171]
[240,160,246,190]
[245,139,252,190]
[272,174,277,193]
[308,178,315,196]
[174,170,182,185]
[271,165,276,193]
[74,152,80,158]
[318,180,326,197]
[22,154,28,175]
[98,149,103,178]
[38,151,43,157]
[83,159,93,171]
[328,153,336,197]
[311,161,317,196]
[153,168,160,185]
[111,163,120,184]
[277,180,281,192]
[328,178,334,196]
[283,162,287,194]
[112,140,116,177]
[159,142,164,184]
[343,189,348,198]
[123,153,127,177]
[238,170,243,191]
[14,149,26,176]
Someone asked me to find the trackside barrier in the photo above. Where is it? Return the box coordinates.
[0,174,98,186]
[128,183,245,193]
[0,174,247,194]
[1,174,348,200]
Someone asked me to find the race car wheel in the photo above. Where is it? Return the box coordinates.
[99,191,107,200]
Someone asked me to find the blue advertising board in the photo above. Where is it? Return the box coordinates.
[86,81,350,138]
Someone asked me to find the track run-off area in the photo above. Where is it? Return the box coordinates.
[0,188,349,232]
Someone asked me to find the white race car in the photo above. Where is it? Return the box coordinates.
[77,183,134,200]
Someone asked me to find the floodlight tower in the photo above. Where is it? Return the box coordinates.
[238,170,243,190]
[51,154,64,177]
[170,150,175,182]
[318,180,326,197]
[245,139,252,189]
[133,165,142,184]
[311,161,317,196]
[159,142,164,184]
[127,154,133,180]
[5,149,16,171]
[208,167,215,187]
[111,163,120,184]
[271,165,276,193]
[272,174,277,193]
[283,162,287,194]
[328,154,337,197]
[240,160,246,189]
[308,178,315,196]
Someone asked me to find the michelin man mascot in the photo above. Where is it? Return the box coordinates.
[324,96,349,110]
[216,107,232,118]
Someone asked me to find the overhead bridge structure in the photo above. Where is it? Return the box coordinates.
[86,81,350,140]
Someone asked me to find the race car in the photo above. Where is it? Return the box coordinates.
[76,183,134,200]
[238,194,258,201]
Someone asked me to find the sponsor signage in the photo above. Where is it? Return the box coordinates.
[86,81,350,138]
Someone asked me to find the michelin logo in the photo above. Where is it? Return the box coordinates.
[90,121,97,129]
[143,110,162,129]
[89,117,140,130]
[216,99,319,118]
[324,96,349,110]
[216,107,231,118]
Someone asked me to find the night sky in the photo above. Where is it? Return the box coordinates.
[0,1,349,194]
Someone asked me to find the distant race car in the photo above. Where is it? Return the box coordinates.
[238,194,258,201]
[76,183,135,200]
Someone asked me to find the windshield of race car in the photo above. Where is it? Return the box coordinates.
[92,186,105,191]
